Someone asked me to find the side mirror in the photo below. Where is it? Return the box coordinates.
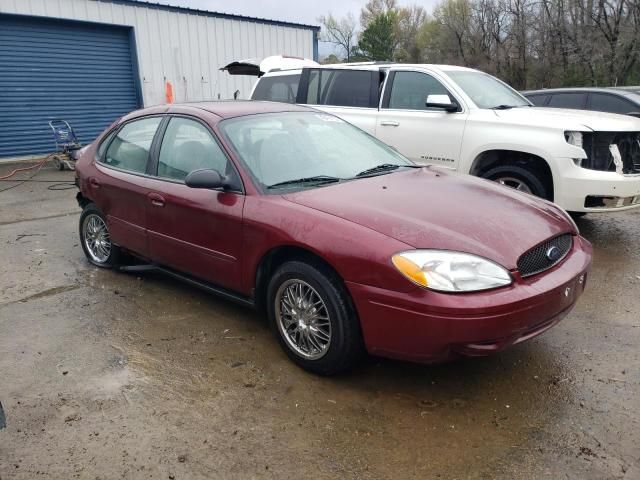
[426,94,459,112]
[185,169,226,190]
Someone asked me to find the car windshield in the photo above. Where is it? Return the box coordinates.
[446,70,531,109]
[220,112,414,190]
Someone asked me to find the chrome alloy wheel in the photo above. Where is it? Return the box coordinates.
[82,214,112,264]
[495,176,532,193]
[275,279,332,360]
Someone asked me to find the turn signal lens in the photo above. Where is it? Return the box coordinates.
[391,255,429,287]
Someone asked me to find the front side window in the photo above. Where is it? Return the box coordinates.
[589,93,636,115]
[305,69,375,108]
[251,74,300,103]
[103,117,162,173]
[387,71,452,110]
[547,93,587,109]
[157,117,229,181]
[220,112,412,189]
[446,70,530,109]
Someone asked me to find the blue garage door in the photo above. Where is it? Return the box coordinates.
[0,15,141,158]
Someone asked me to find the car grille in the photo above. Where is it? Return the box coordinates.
[517,234,573,278]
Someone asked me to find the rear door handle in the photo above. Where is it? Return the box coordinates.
[89,177,101,188]
[148,192,165,207]
[380,120,400,127]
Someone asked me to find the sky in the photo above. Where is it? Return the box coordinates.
[147,0,441,56]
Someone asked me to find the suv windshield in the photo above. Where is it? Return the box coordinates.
[220,112,414,190]
[446,70,531,109]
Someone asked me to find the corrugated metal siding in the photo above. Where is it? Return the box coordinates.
[0,0,317,107]
[0,14,140,157]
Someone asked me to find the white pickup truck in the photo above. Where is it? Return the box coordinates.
[224,58,640,214]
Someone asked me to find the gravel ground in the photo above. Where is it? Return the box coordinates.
[0,163,638,479]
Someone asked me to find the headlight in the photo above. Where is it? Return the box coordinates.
[391,250,512,292]
[565,131,583,148]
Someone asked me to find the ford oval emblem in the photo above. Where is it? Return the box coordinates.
[546,245,561,262]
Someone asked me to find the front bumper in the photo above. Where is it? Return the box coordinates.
[553,158,640,212]
[346,235,592,363]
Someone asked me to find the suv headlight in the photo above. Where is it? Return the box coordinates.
[392,250,512,292]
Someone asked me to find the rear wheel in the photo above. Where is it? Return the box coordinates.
[79,203,120,268]
[482,164,549,199]
[267,260,364,375]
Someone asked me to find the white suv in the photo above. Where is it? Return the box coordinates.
[248,63,640,213]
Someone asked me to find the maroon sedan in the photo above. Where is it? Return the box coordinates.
[75,101,592,375]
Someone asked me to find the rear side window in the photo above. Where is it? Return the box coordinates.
[157,117,229,181]
[251,74,300,103]
[547,93,587,109]
[526,94,550,106]
[589,93,636,115]
[304,69,376,108]
[387,71,451,110]
[103,117,161,173]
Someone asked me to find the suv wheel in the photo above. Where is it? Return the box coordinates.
[79,203,120,268]
[482,165,549,199]
[267,260,364,375]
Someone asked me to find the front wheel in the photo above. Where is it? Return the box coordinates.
[79,203,120,268]
[482,165,549,199]
[267,260,364,375]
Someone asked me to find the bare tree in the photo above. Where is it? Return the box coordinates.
[319,13,358,62]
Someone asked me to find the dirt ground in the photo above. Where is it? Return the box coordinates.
[0,162,638,480]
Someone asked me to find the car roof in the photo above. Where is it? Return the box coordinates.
[260,63,479,75]
[523,87,640,98]
[126,101,314,121]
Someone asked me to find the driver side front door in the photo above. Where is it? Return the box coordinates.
[376,70,468,170]
[145,116,245,291]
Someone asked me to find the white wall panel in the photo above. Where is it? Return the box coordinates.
[0,0,317,106]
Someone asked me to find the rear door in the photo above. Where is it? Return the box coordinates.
[297,68,381,135]
[376,69,468,169]
[145,115,245,291]
[93,116,163,256]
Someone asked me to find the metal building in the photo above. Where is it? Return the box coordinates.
[0,0,319,158]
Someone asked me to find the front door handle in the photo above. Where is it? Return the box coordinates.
[89,177,101,188]
[148,192,165,207]
[380,120,400,127]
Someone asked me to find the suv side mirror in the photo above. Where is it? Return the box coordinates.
[185,169,226,190]
[426,94,459,112]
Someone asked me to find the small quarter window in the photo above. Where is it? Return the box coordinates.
[103,117,162,173]
[252,74,300,103]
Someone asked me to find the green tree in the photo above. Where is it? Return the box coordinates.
[357,12,398,61]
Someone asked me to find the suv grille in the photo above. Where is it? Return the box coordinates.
[517,234,573,278]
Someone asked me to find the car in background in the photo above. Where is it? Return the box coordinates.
[523,87,640,117]
[239,62,640,214]
[75,101,591,375]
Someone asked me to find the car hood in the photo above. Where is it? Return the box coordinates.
[283,168,574,270]
[493,106,640,132]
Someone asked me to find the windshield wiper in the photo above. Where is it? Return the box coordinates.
[267,175,341,189]
[355,163,419,178]
[492,104,516,110]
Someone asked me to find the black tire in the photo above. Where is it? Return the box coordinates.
[79,203,120,268]
[267,260,364,375]
[482,164,549,199]
[569,211,587,219]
